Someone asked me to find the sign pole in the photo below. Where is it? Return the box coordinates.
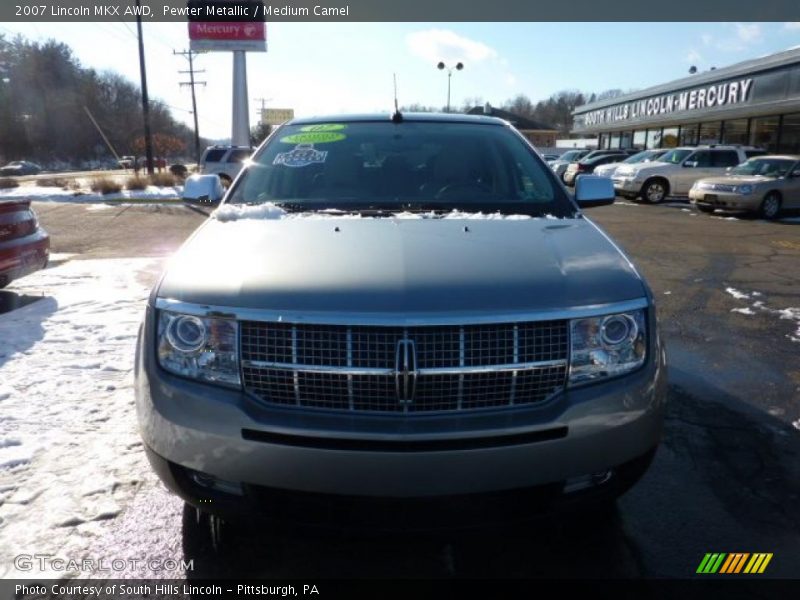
[232,51,250,147]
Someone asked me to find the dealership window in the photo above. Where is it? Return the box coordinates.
[750,115,781,152]
[620,131,633,148]
[698,122,722,145]
[722,118,749,145]
[662,127,679,148]
[646,128,662,149]
[598,133,609,149]
[610,133,620,149]
[633,130,646,149]
[679,124,699,146]
[778,112,800,153]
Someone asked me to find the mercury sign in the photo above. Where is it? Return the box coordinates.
[189,21,267,52]
[583,78,754,127]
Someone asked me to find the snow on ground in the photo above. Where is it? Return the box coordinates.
[0,257,160,577]
[725,286,800,343]
[0,184,182,203]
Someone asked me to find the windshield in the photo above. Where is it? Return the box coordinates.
[658,149,693,164]
[227,121,575,217]
[730,158,796,177]
[558,150,582,161]
[624,150,663,164]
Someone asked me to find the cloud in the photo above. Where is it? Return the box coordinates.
[686,49,703,63]
[699,23,763,53]
[406,29,498,64]
[734,23,762,43]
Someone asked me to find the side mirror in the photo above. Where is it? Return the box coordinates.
[182,174,224,206]
[574,175,615,208]
[683,161,698,168]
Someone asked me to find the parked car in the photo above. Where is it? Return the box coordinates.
[563,153,630,186]
[689,155,800,219]
[549,149,591,181]
[199,145,252,186]
[541,153,561,162]
[137,113,667,529]
[593,149,670,179]
[0,161,42,176]
[118,156,136,169]
[0,199,49,288]
[613,145,765,203]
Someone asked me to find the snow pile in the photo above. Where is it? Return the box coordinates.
[214,202,287,221]
[724,286,800,343]
[0,257,159,577]
[0,184,182,203]
[213,203,554,222]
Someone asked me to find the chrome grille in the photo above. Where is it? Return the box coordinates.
[241,321,568,414]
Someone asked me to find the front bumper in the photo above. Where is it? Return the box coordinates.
[136,306,667,501]
[613,177,642,193]
[689,189,761,210]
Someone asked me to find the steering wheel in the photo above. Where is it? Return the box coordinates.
[434,181,493,200]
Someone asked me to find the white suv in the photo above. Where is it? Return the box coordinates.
[613,145,766,203]
[199,145,252,186]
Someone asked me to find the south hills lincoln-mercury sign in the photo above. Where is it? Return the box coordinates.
[583,78,754,127]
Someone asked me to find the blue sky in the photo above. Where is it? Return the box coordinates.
[1,21,799,138]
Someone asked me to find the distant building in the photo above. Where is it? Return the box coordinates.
[261,108,295,126]
[466,104,558,147]
[571,46,800,152]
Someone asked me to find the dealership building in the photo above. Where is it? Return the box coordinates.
[571,47,800,154]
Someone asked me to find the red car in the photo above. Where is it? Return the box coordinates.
[0,200,50,288]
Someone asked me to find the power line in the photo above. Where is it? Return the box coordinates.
[175,49,206,163]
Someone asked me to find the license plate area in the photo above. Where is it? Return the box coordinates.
[704,194,718,204]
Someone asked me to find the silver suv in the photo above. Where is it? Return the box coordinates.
[136,114,666,527]
[613,145,766,203]
[199,145,252,186]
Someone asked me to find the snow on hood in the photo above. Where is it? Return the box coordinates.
[212,202,558,222]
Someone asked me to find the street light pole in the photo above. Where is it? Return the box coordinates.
[437,61,464,113]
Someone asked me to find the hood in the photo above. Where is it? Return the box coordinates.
[157,216,646,316]
[594,162,623,174]
[616,161,669,176]
[697,175,773,186]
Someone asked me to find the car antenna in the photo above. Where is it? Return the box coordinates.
[392,73,403,123]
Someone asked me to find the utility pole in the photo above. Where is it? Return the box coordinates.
[175,49,206,165]
[135,0,154,175]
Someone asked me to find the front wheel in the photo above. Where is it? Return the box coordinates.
[642,179,668,204]
[760,192,782,220]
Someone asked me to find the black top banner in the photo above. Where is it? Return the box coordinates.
[3,0,800,22]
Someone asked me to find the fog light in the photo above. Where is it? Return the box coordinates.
[189,470,244,496]
[564,469,614,494]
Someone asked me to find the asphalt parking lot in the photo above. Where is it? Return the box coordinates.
[3,199,800,579]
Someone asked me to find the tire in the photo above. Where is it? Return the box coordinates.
[641,179,668,204]
[760,192,782,220]
[696,204,715,214]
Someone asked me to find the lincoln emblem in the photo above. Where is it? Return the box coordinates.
[395,339,418,403]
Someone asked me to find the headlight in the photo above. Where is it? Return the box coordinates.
[735,184,753,194]
[569,309,646,385]
[157,311,240,387]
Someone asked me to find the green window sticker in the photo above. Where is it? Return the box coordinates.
[299,124,347,132]
[280,132,346,144]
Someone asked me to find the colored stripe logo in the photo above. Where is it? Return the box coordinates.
[697,553,773,574]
